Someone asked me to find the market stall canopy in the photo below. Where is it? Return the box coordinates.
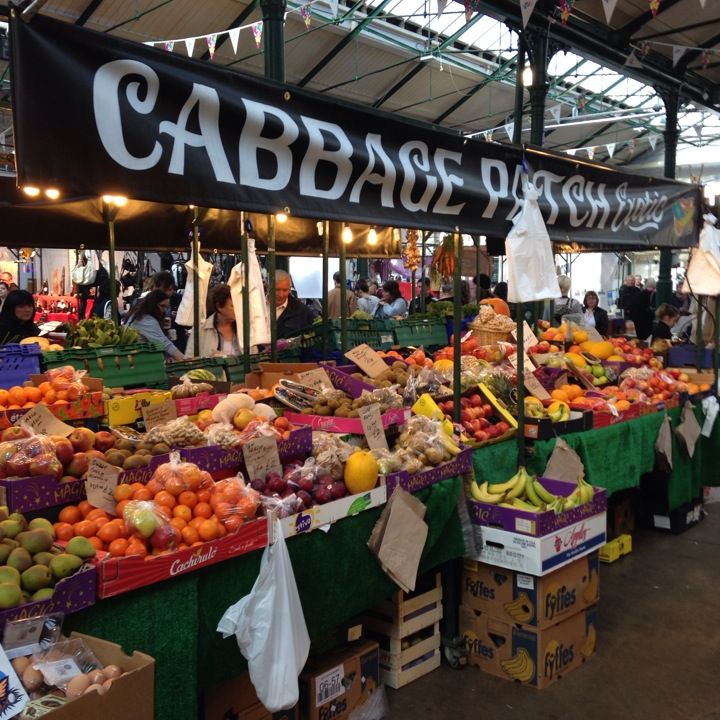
[0,177,400,256]
[10,14,702,250]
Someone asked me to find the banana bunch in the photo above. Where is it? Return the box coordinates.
[469,467,595,514]
[67,318,140,349]
[524,397,571,422]
[500,648,535,683]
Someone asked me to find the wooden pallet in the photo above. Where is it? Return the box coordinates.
[375,622,441,671]
[362,573,442,639]
[381,648,442,689]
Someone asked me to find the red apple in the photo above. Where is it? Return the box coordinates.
[66,452,90,478]
[6,456,31,477]
[482,404,493,417]
[1,427,32,443]
[69,427,95,452]
[50,437,74,466]
[470,395,482,408]
[461,409,472,423]
[93,431,115,453]
[29,455,63,479]
[473,430,488,443]
[86,449,107,461]
[60,475,77,483]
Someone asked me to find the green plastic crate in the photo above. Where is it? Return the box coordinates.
[222,350,303,383]
[42,343,168,389]
[393,318,449,349]
[300,321,395,352]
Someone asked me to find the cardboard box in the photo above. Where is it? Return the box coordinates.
[106,389,172,425]
[300,639,380,720]
[245,363,324,391]
[29,632,155,720]
[467,477,607,538]
[652,497,705,534]
[203,671,297,720]
[460,604,597,689]
[469,512,606,576]
[607,489,636,540]
[284,408,407,435]
[383,447,473,496]
[461,554,600,629]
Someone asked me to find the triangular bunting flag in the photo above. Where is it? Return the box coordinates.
[587,147,595,160]
[648,134,658,151]
[143,41,155,46]
[649,0,660,15]
[625,51,643,69]
[606,143,616,158]
[436,0,447,16]
[566,149,576,156]
[484,131,494,142]
[694,123,703,140]
[699,0,706,6]
[628,138,637,158]
[559,0,575,24]
[505,122,514,142]
[207,33,218,59]
[229,27,240,54]
[673,45,687,67]
[252,21,263,49]
[300,4,312,30]
[548,104,562,123]
[601,0,618,24]
[520,0,538,29]
[464,0,472,22]
[163,40,174,52]
[185,38,196,56]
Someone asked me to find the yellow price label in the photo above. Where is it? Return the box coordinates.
[412,393,455,436]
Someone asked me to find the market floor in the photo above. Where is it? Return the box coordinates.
[387,506,720,720]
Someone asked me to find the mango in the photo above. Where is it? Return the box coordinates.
[21,565,52,593]
[579,340,615,361]
[564,352,588,369]
[49,553,83,580]
[18,529,53,555]
[0,582,22,609]
[0,520,22,539]
[0,506,9,522]
[65,537,96,561]
[32,552,55,567]
[28,518,55,537]
[8,513,27,531]
[0,546,12,566]
[7,548,32,573]
[0,566,21,585]
[31,588,54,601]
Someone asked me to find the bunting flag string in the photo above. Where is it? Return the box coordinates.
[648,134,658,151]
[649,0,661,16]
[558,0,575,24]
[606,143,616,158]
[548,104,562,123]
[601,0,618,24]
[519,0,538,29]
[504,122,514,142]
[561,132,675,162]
[143,0,318,56]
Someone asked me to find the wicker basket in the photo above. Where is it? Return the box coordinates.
[470,327,514,345]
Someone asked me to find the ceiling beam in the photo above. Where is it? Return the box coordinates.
[679,29,720,70]
[199,0,260,61]
[298,0,394,87]
[633,17,720,43]
[620,0,685,39]
[75,0,105,26]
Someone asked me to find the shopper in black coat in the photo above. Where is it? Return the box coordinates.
[582,291,609,336]
[628,279,656,341]
[273,270,315,339]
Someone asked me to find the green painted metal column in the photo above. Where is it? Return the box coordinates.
[260,0,286,83]
[267,214,277,361]
[452,231,462,424]
[191,207,201,358]
[658,90,680,308]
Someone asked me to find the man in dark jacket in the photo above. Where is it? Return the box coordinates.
[617,275,640,319]
[274,270,315,339]
[628,278,656,341]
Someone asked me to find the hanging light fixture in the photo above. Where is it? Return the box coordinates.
[342,224,353,243]
[22,186,40,197]
[367,227,378,246]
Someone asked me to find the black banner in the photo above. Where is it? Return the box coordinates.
[11,14,700,248]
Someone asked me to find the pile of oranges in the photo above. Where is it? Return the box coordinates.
[0,366,85,411]
[550,385,586,404]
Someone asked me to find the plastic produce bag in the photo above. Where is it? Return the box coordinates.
[505,181,561,303]
[682,216,720,296]
[217,518,310,711]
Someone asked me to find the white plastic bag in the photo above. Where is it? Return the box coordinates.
[176,253,214,327]
[217,518,310,711]
[682,216,720,297]
[505,181,561,304]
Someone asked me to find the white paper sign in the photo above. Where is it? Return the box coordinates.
[17,404,74,437]
[298,368,334,391]
[344,344,388,379]
[358,403,389,452]
[702,396,718,438]
[85,459,121,515]
[242,434,282,481]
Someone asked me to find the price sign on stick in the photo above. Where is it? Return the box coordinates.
[243,435,282,481]
[85,458,121,515]
[18,404,74,437]
[142,399,177,430]
[298,368,334,391]
[345,344,388,378]
[358,403,389,451]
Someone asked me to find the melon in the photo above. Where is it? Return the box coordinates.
[479,297,510,316]
[564,352,587,369]
[344,451,379,494]
[579,340,615,361]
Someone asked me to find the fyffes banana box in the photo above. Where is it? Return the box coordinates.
[462,554,600,629]
[459,603,597,689]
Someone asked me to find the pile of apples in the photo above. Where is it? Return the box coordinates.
[437,393,512,444]
[608,337,662,368]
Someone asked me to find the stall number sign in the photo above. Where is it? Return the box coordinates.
[358,403,389,451]
[344,344,388,378]
[242,435,282,482]
[85,458,121,515]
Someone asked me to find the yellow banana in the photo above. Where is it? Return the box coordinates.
[470,480,505,504]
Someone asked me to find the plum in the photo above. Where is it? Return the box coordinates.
[267,475,286,493]
[331,481,347,499]
[297,490,313,508]
[317,474,334,487]
[250,479,266,493]
[314,485,333,504]
[281,487,294,499]
[297,477,314,492]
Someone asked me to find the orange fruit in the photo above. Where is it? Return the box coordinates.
[550,388,569,402]
[212,502,233,522]
[108,538,129,557]
[197,520,218,541]
[177,491,197,509]
[125,541,148,558]
[97,523,122,544]
[155,490,176,510]
[5,405,21,410]
[145,479,162,496]
[216,523,227,538]
[65,385,81,401]
[193,502,212,519]
[7,387,26,406]
[129,482,145,493]
[37,381,52,396]
[24,386,42,403]
[169,517,187,531]
[173,505,192,523]
[164,477,186,497]
[223,515,243,533]
[54,522,75,541]
[197,489,211,504]
[115,500,131,518]
[113,484,134,503]
[94,517,111,531]
[86,508,109,522]
[0,389,9,406]
[42,389,57,405]
[78,501,94,518]
[132,488,153,502]
[73,520,96,538]
[21,401,36,409]
[59,506,82,525]
[87,536,105,551]
[189,517,205,530]
[181,526,199,545]
[56,390,69,402]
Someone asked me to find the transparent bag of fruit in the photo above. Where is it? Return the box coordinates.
[150,453,206,495]
[259,492,305,518]
[145,415,207,448]
[210,475,261,532]
[123,499,178,549]
[370,448,403,475]
[0,427,59,479]
[31,637,102,691]
[311,432,355,480]
[206,422,243,449]
[44,365,88,400]
[170,375,213,399]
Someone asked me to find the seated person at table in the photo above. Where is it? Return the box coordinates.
[651,303,679,344]
[125,290,185,361]
[187,284,239,357]
[0,290,40,344]
[582,291,609,336]
[273,270,315,339]
[378,280,408,318]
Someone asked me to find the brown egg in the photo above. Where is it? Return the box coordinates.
[11,657,31,675]
[84,683,106,696]
[21,666,43,692]
[88,670,106,685]
[102,664,122,680]
[66,673,91,699]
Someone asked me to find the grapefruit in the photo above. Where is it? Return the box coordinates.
[344,451,379,494]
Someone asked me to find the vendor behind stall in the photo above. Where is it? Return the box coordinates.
[187,284,239,357]
[274,270,315,339]
[125,290,185,361]
[0,290,40,344]
[651,303,680,344]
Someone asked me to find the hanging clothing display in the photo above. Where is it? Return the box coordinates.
[175,253,213,328]
[228,238,271,351]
